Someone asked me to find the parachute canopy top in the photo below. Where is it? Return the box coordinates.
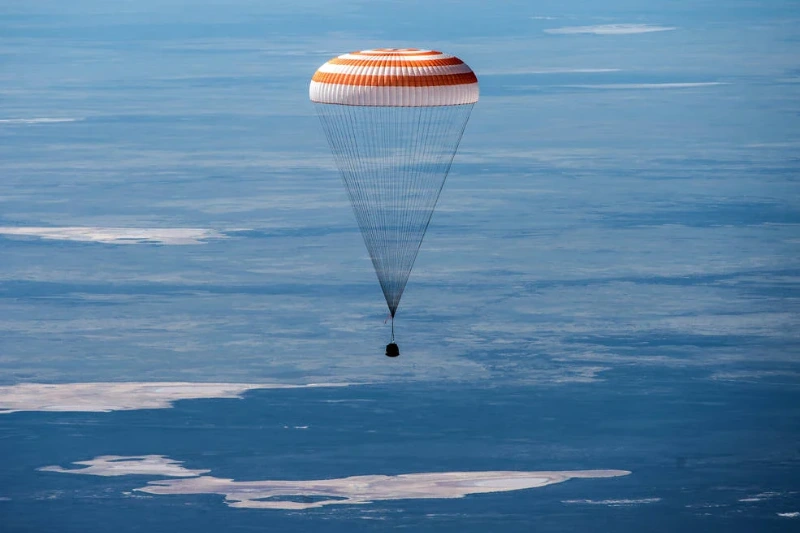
[310,48,479,107]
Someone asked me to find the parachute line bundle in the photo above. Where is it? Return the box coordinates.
[311,48,479,342]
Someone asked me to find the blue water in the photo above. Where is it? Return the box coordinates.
[1,0,799,530]
[1,375,798,532]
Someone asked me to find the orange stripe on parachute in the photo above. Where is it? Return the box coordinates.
[350,49,443,56]
[311,71,478,87]
[328,57,464,68]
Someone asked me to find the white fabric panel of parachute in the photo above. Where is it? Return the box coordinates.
[310,48,479,317]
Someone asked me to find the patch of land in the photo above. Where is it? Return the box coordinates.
[0,227,222,245]
[0,382,349,414]
[40,455,630,510]
[40,455,208,477]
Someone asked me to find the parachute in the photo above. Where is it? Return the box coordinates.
[310,48,479,356]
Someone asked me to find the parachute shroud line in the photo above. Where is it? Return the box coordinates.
[315,104,473,316]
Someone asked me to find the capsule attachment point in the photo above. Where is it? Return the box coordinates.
[385,343,400,357]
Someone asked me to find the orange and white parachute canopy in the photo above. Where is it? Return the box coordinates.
[309,48,479,107]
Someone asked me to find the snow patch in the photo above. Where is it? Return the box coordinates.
[0,227,223,245]
[41,455,632,510]
[40,455,207,478]
[563,498,661,506]
[0,382,351,414]
[545,24,676,35]
[0,118,82,125]
[564,82,725,90]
